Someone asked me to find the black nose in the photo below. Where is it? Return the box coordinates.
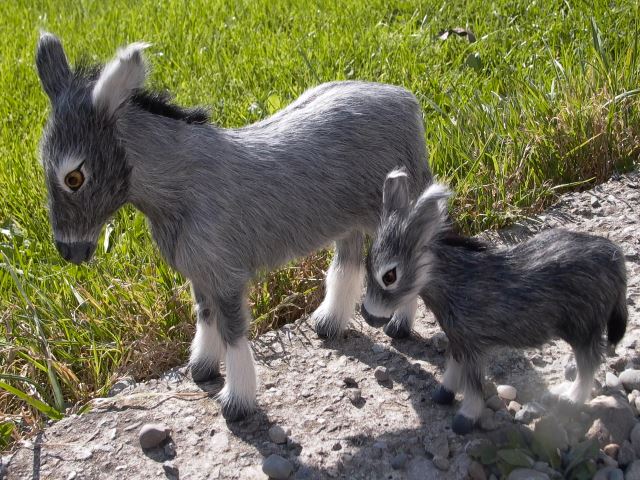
[55,241,95,264]
[360,303,392,328]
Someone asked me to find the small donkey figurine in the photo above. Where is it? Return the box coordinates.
[364,170,627,434]
[35,34,432,419]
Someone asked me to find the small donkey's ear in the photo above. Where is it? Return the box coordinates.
[92,42,150,117]
[408,182,451,243]
[36,32,71,102]
[382,168,410,215]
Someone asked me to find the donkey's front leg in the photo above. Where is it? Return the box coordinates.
[383,296,418,339]
[215,292,257,421]
[432,354,461,405]
[452,355,485,435]
[313,232,364,339]
[189,288,226,382]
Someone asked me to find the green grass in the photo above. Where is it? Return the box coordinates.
[1,0,639,447]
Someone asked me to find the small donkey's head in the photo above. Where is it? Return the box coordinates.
[36,33,148,263]
[363,170,450,317]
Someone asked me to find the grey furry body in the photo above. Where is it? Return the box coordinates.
[364,173,628,434]
[35,35,431,420]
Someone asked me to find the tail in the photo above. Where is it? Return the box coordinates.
[607,292,628,346]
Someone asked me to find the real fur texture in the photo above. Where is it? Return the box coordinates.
[36,34,432,419]
[364,172,628,434]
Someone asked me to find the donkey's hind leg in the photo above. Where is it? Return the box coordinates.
[313,231,364,339]
[563,338,603,404]
[453,354,485,435]
[432,354,461,405]
[189,288,226,382]
[384,296,418,339]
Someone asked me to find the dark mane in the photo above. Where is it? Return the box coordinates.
[439,228,488,251]
[130,90,210,124]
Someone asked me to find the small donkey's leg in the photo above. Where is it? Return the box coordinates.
[189,288,226,382]
[313,231,364,339]
[563,340,601,404]
[453,355,484,435]
[215,290,257,421]
[432,354,461,405]
[383,296,418,339]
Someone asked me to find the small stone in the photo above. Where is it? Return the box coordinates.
[332,442,342,451]
[433,455,449,471]
[530,353,546,367]
[139,423,169,449]
[620,370,640,392]
[163,461,179,479]
[432,331,449,353]
[262,454,294,480]
[533,416,569,451]
[425,435,449,458]
[599,450,619,468]
[164,441,177,458]
[77,448,92,460]
[479,408,498,431]
[108,376,136,397]
[468,460,487,480]
[347,388,362,404]
[588,395,636,446]
[486,395,504,411]
[374,366,390,383]
[508,401,522,414]
[483,382,498,400]
[631,423,640,457]
[625,460,640,480]
[507,468,550,480]
[607,468,624,480]
[591,196,601,208]
[515,402,546,424]
[268,425,288,444]
[606,373,623,390]
[390,453,408,470]
[66,473,77,480]
[593,466,618,480]
[497,385,517,401]
[604,443,620,460]
[343,377,357,388]
[618,441,636,468]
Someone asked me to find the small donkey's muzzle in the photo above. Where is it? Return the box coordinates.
[360,303,392,328]
[56,240,96,265]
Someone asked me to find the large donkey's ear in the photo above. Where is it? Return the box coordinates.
[92,42,150,117]
[382,168,410,216]
[407,182,451,244]
[36,32,72,102]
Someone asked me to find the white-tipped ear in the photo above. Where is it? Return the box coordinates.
[92,42,150,117]
[407,182,452,244]
[383,168,410,215]
[36,32,71,102]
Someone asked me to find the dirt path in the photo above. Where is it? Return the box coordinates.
[5,170,640,480]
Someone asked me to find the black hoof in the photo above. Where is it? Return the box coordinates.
[383,319,412,339]
[360,304,391,328]
[190,362,221,383]
[221,402,253,422]
[432,385,456,405]
[314,314,342,339]
[452,414,475,435]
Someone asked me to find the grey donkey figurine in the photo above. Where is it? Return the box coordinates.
[35,34,432,419]
[363,170,627,434]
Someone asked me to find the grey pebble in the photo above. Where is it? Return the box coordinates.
[347,388,362,404]
[486,395,504,411]
[163,461,179,480]
[606,372,623,390]
[138,423,169,449]
[468,460,487,480]
[625,460,640,480]
[374,366,390,383]
[617,441,635,468]
[631,423,640,458]
[620,369,640,392]
[515,402,546,424]
[268,425,288,444]
[262,454,294,480]
[433,455,449,471]
[390,453,408,470]
[507,468,550,480]
[332,442,342,451]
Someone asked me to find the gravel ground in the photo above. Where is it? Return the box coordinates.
[4,169,640,480]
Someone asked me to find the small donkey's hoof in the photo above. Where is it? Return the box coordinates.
[360,304,390,328]
[452,414,476,435]
[313,313,344,339]
[383,319,412,339]
[432,385,455,405]
[190,362,221,383]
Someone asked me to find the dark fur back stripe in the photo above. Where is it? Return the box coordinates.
[130,90,210,124]
[439,229,488,252]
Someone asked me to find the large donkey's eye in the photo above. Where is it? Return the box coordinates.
[382,268,397,286]
[64,170,85,191]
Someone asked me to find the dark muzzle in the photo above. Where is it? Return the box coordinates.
[55,241,96,265]
[360,303,392,328]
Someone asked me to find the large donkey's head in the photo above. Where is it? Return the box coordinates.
[36,33,148,263]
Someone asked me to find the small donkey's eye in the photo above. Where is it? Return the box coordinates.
[382,268,397,286]
[64,170,84,191]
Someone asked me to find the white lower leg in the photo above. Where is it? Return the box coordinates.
[441,356,462,393]
[313,261,363,335]
[389,296,419,330]
[218,337,257,414]
[459,389,484,420]
[189,320,226,371]
[564,372,593,404]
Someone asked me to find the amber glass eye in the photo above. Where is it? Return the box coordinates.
[382,268,397,286]
[64,170,84,191]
